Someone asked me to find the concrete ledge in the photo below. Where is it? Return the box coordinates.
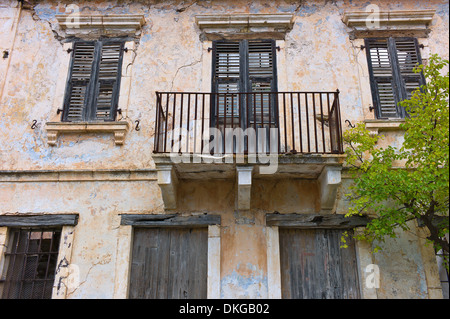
[364,119,405,136]
[195,13,294,40]
[343,10,435,38]
[152,153,346,179]
[46,121,130,146]
[56,14,145,38]
[0,169,157,182]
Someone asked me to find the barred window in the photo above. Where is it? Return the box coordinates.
[1,228,61,299]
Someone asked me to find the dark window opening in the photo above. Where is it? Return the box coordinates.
[1,228,61,299]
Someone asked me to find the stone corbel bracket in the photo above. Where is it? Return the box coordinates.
[236,166,253,210]
[195,14,294,40]
[55,14,146,38]
[46,121,130,146]
[318,166,342,212]
[342,10,435,38]
[156,165,178,210]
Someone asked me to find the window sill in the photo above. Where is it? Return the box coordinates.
[364,119,405,136]
[45,121,130,146]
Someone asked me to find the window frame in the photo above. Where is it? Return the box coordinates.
[61,38,126,122]
[0,227,62,299]
[365,37,425,119]
[211,39,279,128]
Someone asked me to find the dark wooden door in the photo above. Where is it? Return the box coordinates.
[129,227,208,299]
[279,228,360,299]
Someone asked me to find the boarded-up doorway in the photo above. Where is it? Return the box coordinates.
[129,227,208,299]
[279,228,360,299]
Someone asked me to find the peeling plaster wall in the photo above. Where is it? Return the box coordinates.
[0,0,448,299]
[1,0,448,171]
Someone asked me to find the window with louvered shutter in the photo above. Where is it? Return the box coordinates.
[365,37,424,119]
[395,39,424,100]
[63,42,96,122]
[248,40,276,126]
[62,40,124,122]
[213,41,241,127]
[211,39,278,128]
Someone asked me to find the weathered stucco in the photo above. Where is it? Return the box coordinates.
[0,0,448,299]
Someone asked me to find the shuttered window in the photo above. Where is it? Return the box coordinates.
[365,37,424,119]
[62,40,125,122]
[212,39,278,128]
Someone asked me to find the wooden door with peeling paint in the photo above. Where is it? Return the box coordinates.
[279,228,361,299]
[129,227,208,299]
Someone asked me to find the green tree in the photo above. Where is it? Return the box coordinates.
[343,54,449,268]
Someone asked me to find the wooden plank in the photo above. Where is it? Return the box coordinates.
[266,213,369,229]
[129,227,207,299]
[279,228,360,299]
[120,214,220,227]
[0,214,79,227]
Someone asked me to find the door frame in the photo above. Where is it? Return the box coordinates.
[113,214,221,299]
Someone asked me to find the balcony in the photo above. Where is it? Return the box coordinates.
[152,91,345,210]
[154,91,343,156]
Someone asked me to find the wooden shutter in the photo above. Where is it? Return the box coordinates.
[366,37,424,119]
[129,227,208,299]
[279,228,360,299]
[91,42,124,121]
[366,38,401,118]
[63,40,123,122]
[394,38,424,100]
[212,40,278,127]
[63,42,96,121]
[248,40,277,126]
[212,41,241,127]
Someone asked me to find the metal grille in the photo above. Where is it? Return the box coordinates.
[1,228,61,299]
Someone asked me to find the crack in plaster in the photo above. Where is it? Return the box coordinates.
[66,258,109,297]
[169,48,204,92]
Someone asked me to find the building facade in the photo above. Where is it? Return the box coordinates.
[0,0,448,299]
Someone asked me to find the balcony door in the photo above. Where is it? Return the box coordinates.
[211,39,278,132]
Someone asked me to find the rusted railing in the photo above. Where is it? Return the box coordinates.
[154,91,343,155]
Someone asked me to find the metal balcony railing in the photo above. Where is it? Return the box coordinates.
[153,91,343,155]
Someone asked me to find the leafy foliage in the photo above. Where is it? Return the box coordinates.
[343,55,449,268]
